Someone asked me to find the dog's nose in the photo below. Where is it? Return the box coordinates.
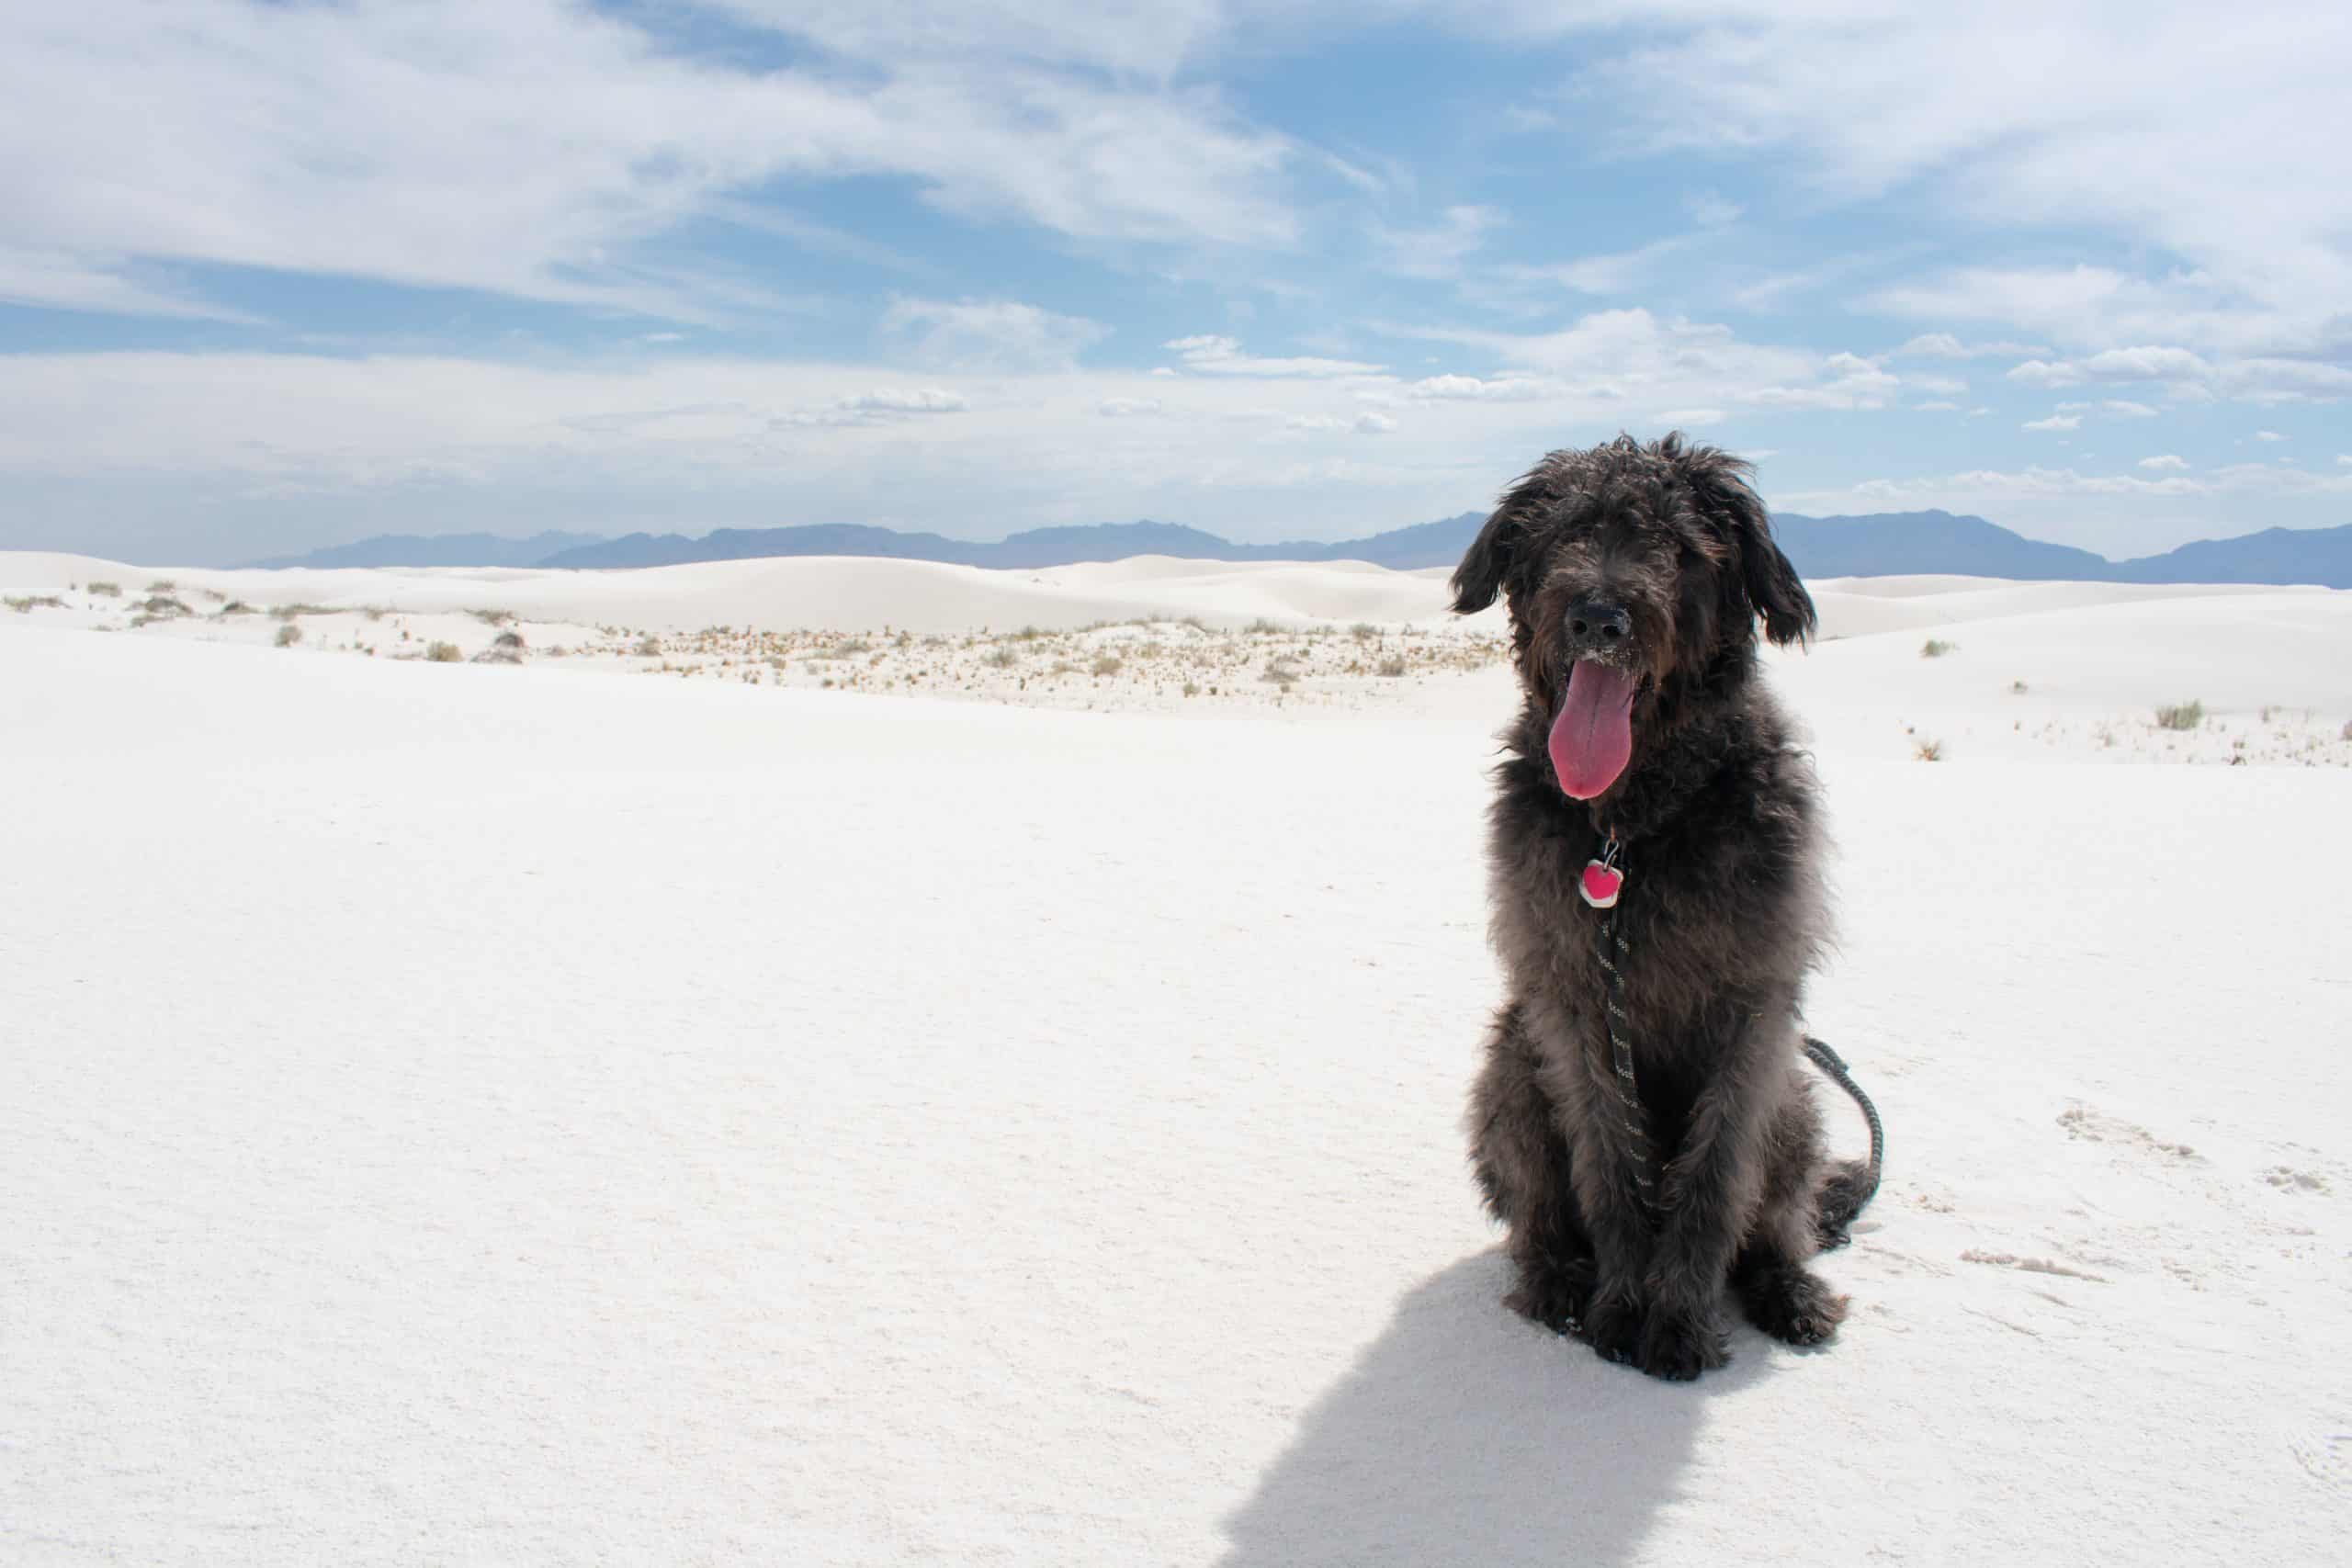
[1566,599,1632,649]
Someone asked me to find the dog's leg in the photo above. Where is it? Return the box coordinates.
[1732,1083,1849,1346]
[1469,1005,1597,1334]
[1548,1010,1667,1368]
[1636,1001,1800,1381]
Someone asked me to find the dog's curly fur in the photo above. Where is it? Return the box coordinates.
[1453,433,1864,1382]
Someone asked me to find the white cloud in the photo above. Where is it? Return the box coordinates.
[1097,398,1162,417]
[2138,455,2190,471]
[1894,333,2050,359]
[1388,374,1560,402]
[1653,408,1726,427]
[834,388,967,414]
[0,1,1299,322]
[2023,414,2080,432]
[1163,335,1384,378]
[1493,236,1692,297]
[1374,205,1505,280]
[2006,360,2083,389]
[1524,6,2352,360]
[2255,430,2285,441]
[1911,400,1962,412]
[2340,455,2352,467]
[1353,412,1397,434]
[883,299,1110,371]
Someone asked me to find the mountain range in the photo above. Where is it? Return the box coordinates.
[242,512,2352,589]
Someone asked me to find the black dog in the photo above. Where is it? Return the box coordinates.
[1452,433,1870,1382]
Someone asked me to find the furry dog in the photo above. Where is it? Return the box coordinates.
[1452,433,1868,1382]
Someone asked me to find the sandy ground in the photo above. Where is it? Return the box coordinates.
[3,552,2348,1565]
[5,552,2350,759]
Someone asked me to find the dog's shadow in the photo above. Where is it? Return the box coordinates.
[1216,1250,1761,1567]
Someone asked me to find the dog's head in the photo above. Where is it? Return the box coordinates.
[1449,432,1814,802]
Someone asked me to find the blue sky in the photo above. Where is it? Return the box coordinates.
[4,1,2348,564]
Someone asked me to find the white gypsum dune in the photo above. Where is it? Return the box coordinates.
[1,559,2347,1565]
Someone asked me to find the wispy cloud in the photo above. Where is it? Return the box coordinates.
[1163,335,1384,377]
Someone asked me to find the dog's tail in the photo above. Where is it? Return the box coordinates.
[1804,1036,1883,1249]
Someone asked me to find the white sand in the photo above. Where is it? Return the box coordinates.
[3,554,2348,1564]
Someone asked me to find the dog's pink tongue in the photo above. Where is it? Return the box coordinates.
[1550,661,1637,799]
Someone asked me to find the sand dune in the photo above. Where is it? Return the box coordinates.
[3,592,2345,1566]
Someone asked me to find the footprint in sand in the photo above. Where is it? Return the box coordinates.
[2058,1102,2199,1161]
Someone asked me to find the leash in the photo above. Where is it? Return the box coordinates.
[1584,833,1884,1238]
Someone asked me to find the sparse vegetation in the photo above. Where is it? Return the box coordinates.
[1091,655,1123,677]
[136,595,191,617]
[219,601,255,615]
[1245,617,1283,635]
[270,604,334,621]
[633,635,662,658]
[145,579,177,592]
[1260,657,1301,686]
[276,623,303,648]
[1913,737,1945,761]
[1920,638,1957,658]
[475,629,526,665]
[2010,680,2029,694]
[1377,656,1408,678]
[6,594,65,613]
[466,608,514,626]
[425,640,463,662]
[2154,700,2205,731]
[86,581,121,597]
[982,648,1019,668]
[1351,622,1378,640]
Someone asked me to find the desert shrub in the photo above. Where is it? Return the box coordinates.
[219,601,255,615]
[86,581,121,597]
[6,594,65,613]
[1182,681,1200,697]
[425,640,463,662]
[1351,622,1378,640]
[2154,700,2204,731]
[466,608,514,625]
[1245,617,1283,635]
[1091,655,1123,677]
[633,635,662,658]
[270,604,333,620]
[834,637,871,656]
[1376,656,1408,678]
[1920,638,1956,658]
[1913,737,1945,761]
[2009,680,2029,694]
[1013,626,1046,641]
[475,629,526,664]
[1260,658,1301,686]
[145,579,177,592]
[983,648,1018,668]
[276,623,303,648]
[136,595,191,616]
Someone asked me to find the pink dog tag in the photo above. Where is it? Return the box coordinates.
[1580,860,1623,909]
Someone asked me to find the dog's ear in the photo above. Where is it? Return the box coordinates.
[1450,466,1555,615]
[1685,446,1815,646]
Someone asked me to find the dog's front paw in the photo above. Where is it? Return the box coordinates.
[1581,1277,1646,1365]
[1635,1301,1730,1382]
[1505,1253,1598,1337]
